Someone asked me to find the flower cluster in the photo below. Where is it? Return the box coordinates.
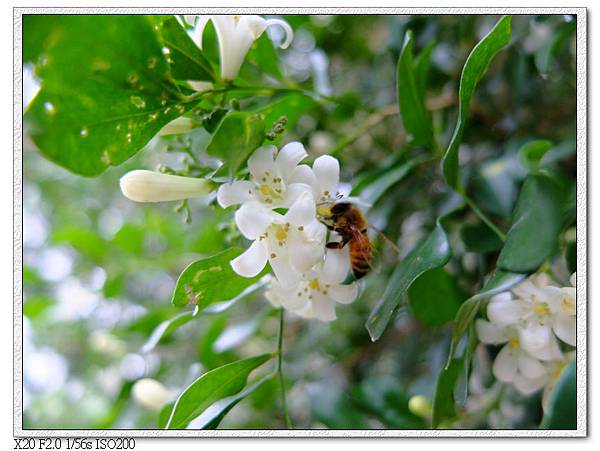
[217,142,359,321]
[475,272,576,408]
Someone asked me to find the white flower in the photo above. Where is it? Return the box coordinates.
[291,155,344,204]
[265,246,358,321]
[158,117,194,136]
[486,273,576,349]
[475,319,560,384]
[231,192,326,288]
[120,170,214,203]
[186,15,293,81]
[217,143,312,209]
[132,378,174,411]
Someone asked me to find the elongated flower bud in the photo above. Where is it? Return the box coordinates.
[120,170,214,203]
[158,117,194,136]
[132,378,173,411]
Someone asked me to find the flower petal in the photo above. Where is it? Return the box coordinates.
[248,145,277,180]
[235,202,274,239]
[313,155,340,196]
[284,192,316,226]
[487,298,525,326]
[518,322,552,355]
[320,247,350,284]
[287,230,325,274]
[275,142,308,180]
[553,315,576,346]
[327,283,358,304]
[311,291,337,322]
[268,251,301,289]
[475,319,509,344]
[517,353,547,379]
[217,180,255,208]
[238,15,268,40]
[511,279,541,300]
[513,373,548,396]
[230,240,268,278]
[265,18,294,49]
[492,345,519,383]
[290,164,319,193]
[570,272,576,287]
[280,183,313,208]
[534,336,564,361]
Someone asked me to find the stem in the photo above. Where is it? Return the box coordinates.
[277,308,293,429]
[463,194,506,242]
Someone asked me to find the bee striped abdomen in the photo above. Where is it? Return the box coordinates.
[349,231,372,279]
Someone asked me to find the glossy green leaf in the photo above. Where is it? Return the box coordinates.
[442,16,512,190]
[165,353,273,429]
[414,40,436,101]
[518,140,553,172]
[141,310,195,353]
[471,158,518,217]
[195,372,276,429]
[171,248,264,309]
[397,31,433,147]
[460,222,503,253]
[366,220,452,341]
[206,112,266,174]
[497,173,563,273]
[244,33,283,81]
[432,357,463,428]
[157,402,175,429]
[408,267,465,326]
[446,270,526,366]
[541,361,577,430]
[25,15,194,176]
[157,17,215,82]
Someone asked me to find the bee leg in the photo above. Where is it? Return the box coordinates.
[326,234,351,249]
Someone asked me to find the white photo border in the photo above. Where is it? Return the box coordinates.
[13,6,588,438]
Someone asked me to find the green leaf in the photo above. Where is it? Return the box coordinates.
[432,357,464,428]
[366,219,452,341]
[206,112,266,174]
[165,353,273,429]
[25,15,193,176]
[196,373,276,429]
[460,222,503,253]
[518,140,553,172]
[497,173,563,273]
[309,383,369,429]
[535,20,576,77]
[171,248,264,309]
[446,270,525,365]
[358,159,420,206]
[52,226,106,261]
[397,31,433,147]
[408,267,465,326]
[414,40,436,101]
[141,310,195,353]
[541,361,577,430]
[157,17,215,82]
[442,16,512,190]
[157,402,175,429]
[244,33,283,81]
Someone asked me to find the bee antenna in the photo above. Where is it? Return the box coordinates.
[369,224,401,254]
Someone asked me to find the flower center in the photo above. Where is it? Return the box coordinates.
[533,303,550,316]
[508,337,520,348]
[269,223,290,246]
[254,175,285,204]
[308,279,320,290]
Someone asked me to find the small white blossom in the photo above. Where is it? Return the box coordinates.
[120,170,214,203]
[475,319,558,384]
[265,246,358,321]
[132,378,174,411]
[217,143,311,209]
[290,155,344,203]
[231,192,326,288]
[186,15,293,81]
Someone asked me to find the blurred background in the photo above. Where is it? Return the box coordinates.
[22,14,576,429]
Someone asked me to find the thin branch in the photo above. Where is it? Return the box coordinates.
[277,308,293,429]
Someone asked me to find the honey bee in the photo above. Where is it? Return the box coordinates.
[317,201,373,279]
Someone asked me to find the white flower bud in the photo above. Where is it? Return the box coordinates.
[132,378,173,411]
[120,170,214,203]
[158,117,194,136]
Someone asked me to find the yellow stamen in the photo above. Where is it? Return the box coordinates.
[508,337,520,348]
[308,279,320,290]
